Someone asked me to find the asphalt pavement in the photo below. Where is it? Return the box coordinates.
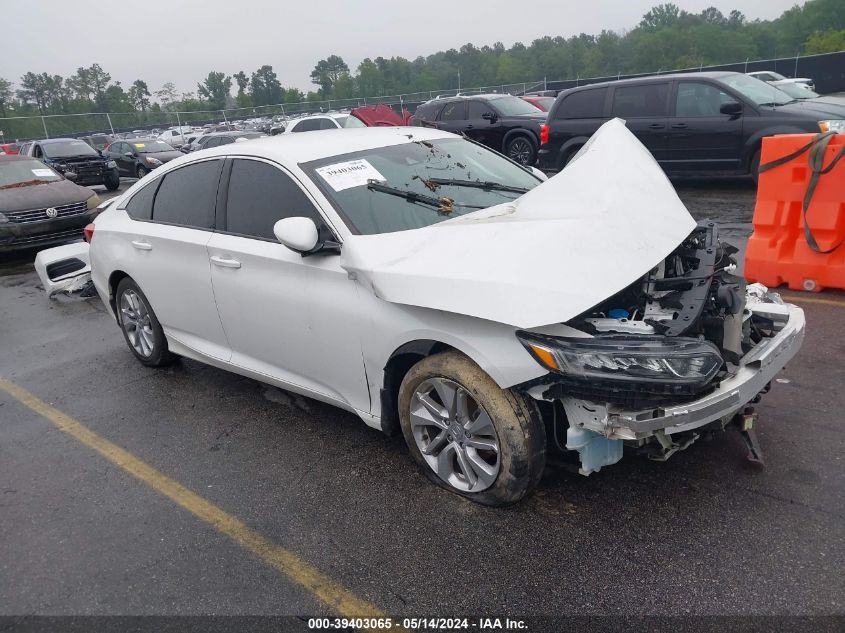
[1,177,843,628]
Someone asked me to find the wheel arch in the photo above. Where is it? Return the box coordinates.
[502,128,539,154]
[379,339,459,436]
[107,269,130,317]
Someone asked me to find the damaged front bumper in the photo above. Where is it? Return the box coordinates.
[525,294,805,475]
[561,300,804,440]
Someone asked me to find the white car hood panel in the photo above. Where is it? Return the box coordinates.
[340,118,697,329]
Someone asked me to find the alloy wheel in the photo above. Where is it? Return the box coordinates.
[409,378,501,492]
[508,138,533,165]
[120,289,154,357]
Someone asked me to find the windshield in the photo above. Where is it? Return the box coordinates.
[42,140,99,159]
[0,159,61,188]
[775,82,819,99]
[304,137,541,235]
[721,74,793,106]
[490,95,543,116]
[343,115,367,128]
[131,140,175,153]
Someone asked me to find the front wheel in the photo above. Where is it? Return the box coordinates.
[104,171,120,191]
[505,136,537,166]
[398,351,546,506]
[136,165,148,179]
[115,277,175,367]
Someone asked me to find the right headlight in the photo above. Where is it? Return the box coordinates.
[818,120,845,133]
[517,333,723,386]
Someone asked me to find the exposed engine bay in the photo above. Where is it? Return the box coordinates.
[518,221,805,475]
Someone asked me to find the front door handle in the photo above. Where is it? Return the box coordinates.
[648,123,665,129]
[671,123,689,129]
[131,240,152,251]
[210,255,241,269]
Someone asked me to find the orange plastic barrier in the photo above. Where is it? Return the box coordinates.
[745,132,845,292]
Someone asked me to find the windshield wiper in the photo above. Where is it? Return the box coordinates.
[366,181,485,214]
[426,178,531,194]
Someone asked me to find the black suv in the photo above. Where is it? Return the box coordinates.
[22,138,120,190]
[411,94,546,165]
[537,71,845,179]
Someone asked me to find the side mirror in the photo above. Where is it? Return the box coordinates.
[274,217,319,253]
[720,101,743,116]
[482,112,498,123]
[526,166,548,181]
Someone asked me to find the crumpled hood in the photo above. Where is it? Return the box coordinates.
[340,118,697,328]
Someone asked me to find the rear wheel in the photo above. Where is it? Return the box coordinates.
[115,277,175,367]
[506,135,537,166]
[398,351,546,506]
[750,148,761,185]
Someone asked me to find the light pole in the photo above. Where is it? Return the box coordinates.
[457,70,461,93]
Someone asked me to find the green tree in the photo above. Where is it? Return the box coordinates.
[155,82,178,109]
[233,71,251,107]
[197,71,232,109]
[128,79,151,112]
[249,65,283,106]
[310,55,350,96]
[0,78,12,117]
[805,28,845,53]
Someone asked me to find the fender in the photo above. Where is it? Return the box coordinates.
[556,136,592,169]
[502,128,539,153]
[742,125,815,170]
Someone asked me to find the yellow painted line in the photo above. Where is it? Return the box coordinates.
[781,295,845,307]
[0,378,386,624]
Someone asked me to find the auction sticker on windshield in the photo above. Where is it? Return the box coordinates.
[316,159,386,191]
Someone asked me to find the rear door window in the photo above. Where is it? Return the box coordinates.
[125,182,157,221]
[439,102,466,121]
[611,83,670,118]
[224,158,324,241]
[151,159,222,229]
[555,88,607,119]
[467,101,491,119]
[292,119,323,132]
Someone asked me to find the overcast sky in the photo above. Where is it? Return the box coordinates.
[1,0,799,96]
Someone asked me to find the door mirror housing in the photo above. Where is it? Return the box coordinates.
[482,112,498,123]
[720,101,743,116]
[124,151,134,158]
[274,217,341,256]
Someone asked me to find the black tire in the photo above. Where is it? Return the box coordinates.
[750,148,761,185]
[505,135,537,166]
[104,172,120,191]
[398,351,546,506]
[136,165,148,179]
[114,277,176,367]
[562,145,582,169]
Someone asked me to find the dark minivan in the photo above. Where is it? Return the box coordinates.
[537,71,845,180]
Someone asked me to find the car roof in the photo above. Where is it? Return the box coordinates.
[565,71,739,91]
[163,126,456,168]
[37,138,87,144]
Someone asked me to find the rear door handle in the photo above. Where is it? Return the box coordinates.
[131,240,152,251]
[671,123,688,129]
[648,123,665,129]
[210,255,241,269]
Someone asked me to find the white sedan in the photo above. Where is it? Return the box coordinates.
[80,122,804,505]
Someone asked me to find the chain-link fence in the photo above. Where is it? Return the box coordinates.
[1,52,842,143]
